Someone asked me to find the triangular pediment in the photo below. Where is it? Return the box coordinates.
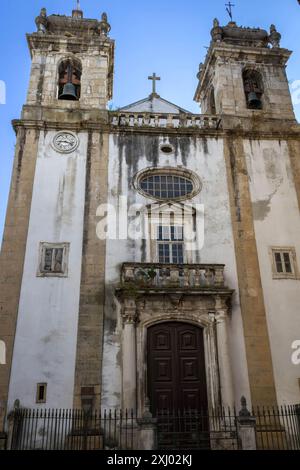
[145,202,196,216]
[119,94,191,114]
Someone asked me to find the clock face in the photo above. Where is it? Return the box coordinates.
[53,132,78,153]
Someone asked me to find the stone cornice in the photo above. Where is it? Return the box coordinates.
[12,117,300,140]
[27,33,114,57]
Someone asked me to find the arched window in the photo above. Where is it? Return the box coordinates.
[58,59,82,101]
[243,69,264,110]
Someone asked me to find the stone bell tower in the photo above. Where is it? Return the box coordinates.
[194,19,300,408]
[28,8,114,109]
[0,7,114,430]
[194,19,295,121]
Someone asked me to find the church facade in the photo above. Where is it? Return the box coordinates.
[1,7,300,436]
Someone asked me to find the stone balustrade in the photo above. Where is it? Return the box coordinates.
[121,263,226,289]
[111,112,222,130]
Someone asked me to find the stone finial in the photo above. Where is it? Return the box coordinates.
[269,24,281,48]
[35,8,48,34]
[98,12,111,37]
[197,62,204,80]
[211,18,222,42]
[13,399,20,410]
[239,396,251,417]
[143,397,153,420]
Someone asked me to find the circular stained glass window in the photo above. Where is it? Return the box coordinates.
[139,173,194,200]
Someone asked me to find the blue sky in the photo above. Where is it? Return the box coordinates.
[1,0,300,241]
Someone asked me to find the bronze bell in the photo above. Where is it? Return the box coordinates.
[59,82,78,101]
[247,91,262,109]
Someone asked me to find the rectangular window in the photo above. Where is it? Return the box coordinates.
[157,225,184,264]
[271,247,299,279]
[38,243,69,277]
[36,383,47,404]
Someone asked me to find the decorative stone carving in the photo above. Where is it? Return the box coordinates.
[35,8,48,34]
[168,294,183,310]
[214,295,229,314]
[269,24,281,48]
[98,12,111,37]
[52,132,79,154]
[122,298,138,324]
[211,18,223,42]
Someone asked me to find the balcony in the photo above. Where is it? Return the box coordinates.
[118,263,230,293]
[111,112,222,130]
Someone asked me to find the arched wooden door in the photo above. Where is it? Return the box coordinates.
[147,322,208,414]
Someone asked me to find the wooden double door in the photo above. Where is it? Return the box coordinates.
[147,322,208,414]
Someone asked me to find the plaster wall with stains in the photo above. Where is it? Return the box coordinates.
[244,139,300,404]
[7,130,88,409]
[101,132,251,409]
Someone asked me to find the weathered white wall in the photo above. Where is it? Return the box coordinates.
[244,139,300,404]
[7,130,87,410]
[101,133,251,409]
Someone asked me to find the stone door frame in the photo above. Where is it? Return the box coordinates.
[120,293,234,416]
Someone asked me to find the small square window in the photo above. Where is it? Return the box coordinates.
[37,243,69,277]
[36,383,47,404]
[270,247,299,280]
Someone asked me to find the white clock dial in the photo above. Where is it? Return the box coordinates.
[53,132,79,153]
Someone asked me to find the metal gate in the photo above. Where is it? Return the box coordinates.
[157,408,241,450]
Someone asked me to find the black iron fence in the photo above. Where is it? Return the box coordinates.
[253,405,300,450]
[157,408,240,450]
[7,404,300,451]
[10,409,135,450]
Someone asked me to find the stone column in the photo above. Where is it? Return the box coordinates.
[215,296,234,409]
[122,298,137,412]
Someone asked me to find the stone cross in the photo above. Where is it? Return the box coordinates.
[148,73,161,95]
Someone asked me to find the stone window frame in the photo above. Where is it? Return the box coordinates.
[36,383,47,404]
[37,242,70,278]
[146,202,196,264]
[270,246,300,280]
[133,166,202,202]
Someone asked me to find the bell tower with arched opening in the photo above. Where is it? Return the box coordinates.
[0,7,115,428]
[194,19,295,121]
